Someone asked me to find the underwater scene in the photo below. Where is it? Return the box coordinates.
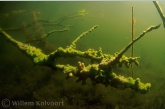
[0,1,165,109]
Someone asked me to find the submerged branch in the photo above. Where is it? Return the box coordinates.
[0,24,160,94]
[4,12,87,31]
[69,25,98,49]
[24,27,69,43]
[99,24,161,70]
[153,1,165,28]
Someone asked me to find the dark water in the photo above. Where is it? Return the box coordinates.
[0,1,165,109]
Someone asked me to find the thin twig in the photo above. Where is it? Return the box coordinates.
[24,27,68,43]
[131,7,134,78]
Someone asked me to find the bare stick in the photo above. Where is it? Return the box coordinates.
[131,7,134,78]
[153,1,165,28]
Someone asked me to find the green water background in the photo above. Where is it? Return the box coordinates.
[0,1,165,109]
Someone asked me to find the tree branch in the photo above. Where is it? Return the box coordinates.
[24,27,69,43]
[0,24,160,94]
[153,1,165,27]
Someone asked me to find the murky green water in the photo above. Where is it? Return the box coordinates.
[0,1,165,109]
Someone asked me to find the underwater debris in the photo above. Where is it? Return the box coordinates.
[0,23,161,94]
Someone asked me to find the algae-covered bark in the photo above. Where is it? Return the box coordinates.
[0,23,161,94]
